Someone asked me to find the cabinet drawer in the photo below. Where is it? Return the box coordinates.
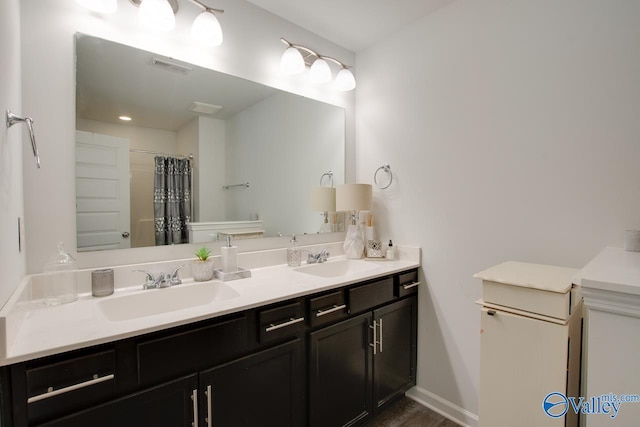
[259,301,305,343]
[396,270,420,297]
[348,277,394,314]
[309,291,347,328]
[26,350,116,424]
[137,315,248,386]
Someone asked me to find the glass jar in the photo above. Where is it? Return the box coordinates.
[43,242,78,305]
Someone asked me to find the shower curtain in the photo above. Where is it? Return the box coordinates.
[154,156,192,245]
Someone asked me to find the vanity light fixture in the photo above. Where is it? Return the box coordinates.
[79,0,225,46]
[75,0,118,14]
[280,38,356,91]
[190,0,224,47]
[138,0,176,31]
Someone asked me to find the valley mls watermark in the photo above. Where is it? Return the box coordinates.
[543,392,640,419]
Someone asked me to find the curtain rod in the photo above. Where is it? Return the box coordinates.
[129,148,193,159]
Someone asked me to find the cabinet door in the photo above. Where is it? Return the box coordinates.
[373,296,417,410]
[199,338,304,427]
[479,307,567,427]
[40,374,198,427]
[309,312,373,427]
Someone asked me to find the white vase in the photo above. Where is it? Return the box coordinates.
[344,224,365,259]
[192,259,215,281]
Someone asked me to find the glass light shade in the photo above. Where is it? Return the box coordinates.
[138,0,175,32]
[192,10,223,47]
[335,184,372,212]
[335,68,356,91]
[310,187,336,212]
[75,0,117,14]
[280,47,305,75]
[309,58,332,84]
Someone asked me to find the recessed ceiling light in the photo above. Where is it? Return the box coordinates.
[119,115,132,121]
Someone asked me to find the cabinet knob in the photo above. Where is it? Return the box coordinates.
[487,310,496,316]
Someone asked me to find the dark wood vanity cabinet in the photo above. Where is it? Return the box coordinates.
[309,295,417,427]
[1,268,418,427]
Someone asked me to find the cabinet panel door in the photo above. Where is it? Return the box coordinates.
[373,296,417,410]
[309,312,373,427]
[479,307,567,427]
[41,374,198,427]
[200,339,304,427]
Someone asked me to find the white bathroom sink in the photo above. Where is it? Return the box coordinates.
[294,259,381,278]
[98,282,239,321]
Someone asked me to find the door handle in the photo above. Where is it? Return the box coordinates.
[205,385,212,427]
[369,320,378,355]
[122,232,130,238]
[191,389,198,427]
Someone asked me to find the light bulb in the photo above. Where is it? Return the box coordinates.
[75,0,117,14]
[192,10,223,47]
[138,0,175,32]
[335,68,356,91]
[280,47,305,75]
[309,58,332,84]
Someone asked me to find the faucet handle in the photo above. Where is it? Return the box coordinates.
[169,264,189,286]
[133,270,156,289]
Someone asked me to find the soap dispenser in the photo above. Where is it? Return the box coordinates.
[386,240,395,260]
[221,235,238,273]
[43,242,78,305]
[287,234,301,267]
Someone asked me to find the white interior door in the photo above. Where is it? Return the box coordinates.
[76,130,130,251]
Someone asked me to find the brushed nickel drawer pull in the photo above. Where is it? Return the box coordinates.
[205,385,212,427]
[316,304,347,317]
[27,374,115,403]
[191,389,198,427]
[402,281,420,290]
[265,316,304,332]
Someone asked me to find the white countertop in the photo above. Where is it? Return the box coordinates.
[474,261,577,294]
[575,246,640,296]
[0,250,420,366]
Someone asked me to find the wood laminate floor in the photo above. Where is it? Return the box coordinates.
[364,397,461,427]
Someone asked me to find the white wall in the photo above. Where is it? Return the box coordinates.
[197,117,226,222]
[357,0,640,423]
[20,0,355,273]
[225,91,345,236]
[0,0,26,308]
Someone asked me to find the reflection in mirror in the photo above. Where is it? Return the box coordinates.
[75,34,345,252]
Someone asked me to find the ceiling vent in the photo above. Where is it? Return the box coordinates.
[187,101,223,116]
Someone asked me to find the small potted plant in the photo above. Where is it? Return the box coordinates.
[192,247,214,281]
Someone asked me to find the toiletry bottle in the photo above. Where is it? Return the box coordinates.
[287,235,301,267]
[43,242,78,305]
[221,235,238,273]
[386,240,395,260]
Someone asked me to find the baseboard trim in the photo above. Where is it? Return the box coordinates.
[405,386,479,427]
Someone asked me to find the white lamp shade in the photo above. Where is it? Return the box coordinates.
[280,47,305,75]
[336,184,372,212]
[310,187,336,212]
[192,10,223,47]
[309,58,332,84]
[75,0,117,14]
[138,0,175,32]
[335,68,356,91]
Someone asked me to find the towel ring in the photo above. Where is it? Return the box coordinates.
[374,164,392,189]
[320,171,334,187]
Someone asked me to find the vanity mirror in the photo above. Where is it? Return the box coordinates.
[75,34,345,252]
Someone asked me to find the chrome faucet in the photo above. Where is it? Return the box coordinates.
[307,248,330,264]
[134,264,188,289]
